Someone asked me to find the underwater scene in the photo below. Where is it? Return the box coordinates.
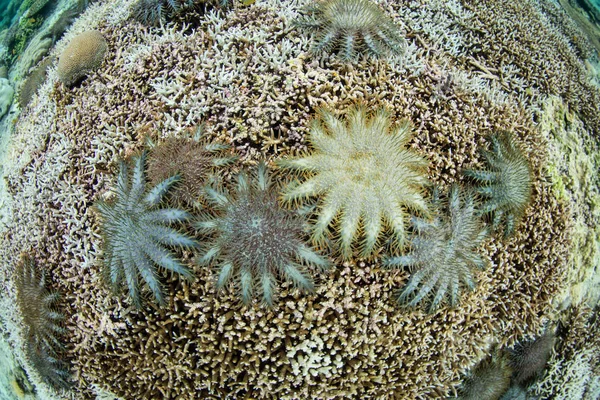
[0,0,599,399]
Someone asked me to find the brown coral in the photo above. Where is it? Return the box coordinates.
[57,30,107,87]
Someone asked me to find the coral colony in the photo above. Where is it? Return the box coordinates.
[1,0,599,398]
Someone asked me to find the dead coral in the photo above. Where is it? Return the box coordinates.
[532,307,600,399]
[455,0,600,133]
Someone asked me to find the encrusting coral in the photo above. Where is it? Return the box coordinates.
[465,131,532,237]
[195,163,330,305]
[296,0,405,60]
[279,105,429,260]
[94,151,198,308]
[14,253,70,390]
[385,185,489,312]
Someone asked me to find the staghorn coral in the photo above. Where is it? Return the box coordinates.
[195,163,329,305]
[146,128,237,207]
[57,30,107,87]
[296,0,405,61]
[455,351,512,400]
[385,185,489,312]
[465,131,532,237]
[94,151,197,308]
[279,105,429,259]
[14,253,70,389]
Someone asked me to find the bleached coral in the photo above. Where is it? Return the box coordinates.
[286,334,344,384]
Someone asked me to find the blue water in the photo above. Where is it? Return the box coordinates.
[0,0,24,31]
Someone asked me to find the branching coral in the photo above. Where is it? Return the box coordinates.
[464,132,532,237]
[385,185,488,312]
[146,131,237,207]
[279,105,429,259]
[94,151,198,308]
[15,253,70,389]
[296,0,405,60]
[195,163,329,306]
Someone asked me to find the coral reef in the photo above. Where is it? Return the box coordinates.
[296,0,405,60]
[385,185,488,312]
[195,163,329,305]
[57,30,107,87]
[538,96,600,309]
[0,0,585,398]
[465,131,532,237]
[94,151,197,307]
[14,254,70,389]
[279,105,429,259]
[454,0,600,133]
